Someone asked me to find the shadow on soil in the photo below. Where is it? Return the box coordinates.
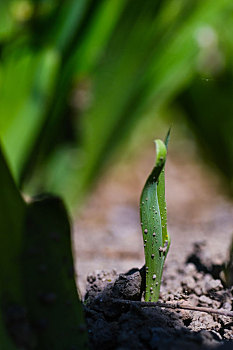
[84,243,233,350]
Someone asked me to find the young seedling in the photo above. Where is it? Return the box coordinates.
[140,132,170,302]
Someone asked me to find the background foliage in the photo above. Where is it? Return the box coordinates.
[1,0,233,211]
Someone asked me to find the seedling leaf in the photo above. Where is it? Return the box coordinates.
[140,138,170,301]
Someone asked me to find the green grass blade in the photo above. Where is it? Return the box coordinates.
[140,140,167,302]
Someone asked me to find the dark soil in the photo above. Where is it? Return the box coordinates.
[84,242,233,350]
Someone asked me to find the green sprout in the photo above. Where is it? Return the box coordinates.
[140,131,170,302]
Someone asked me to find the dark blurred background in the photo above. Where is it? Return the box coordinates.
[1,0,233,211]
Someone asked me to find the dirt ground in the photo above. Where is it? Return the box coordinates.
[73,138,233,349]
[84,260,233,349]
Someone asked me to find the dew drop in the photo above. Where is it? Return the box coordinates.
[152,274,156,280]
[144,229,148,234]
[151,254,155,259]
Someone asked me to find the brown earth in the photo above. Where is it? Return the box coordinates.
[84,256,233,349]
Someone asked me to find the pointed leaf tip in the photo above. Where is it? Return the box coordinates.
[164,127,171,149]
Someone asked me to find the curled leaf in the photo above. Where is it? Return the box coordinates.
[140,137,170,302]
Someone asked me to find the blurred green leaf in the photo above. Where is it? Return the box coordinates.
[0,0,15,41]
[0,48,60,182]
[1,0,233,211]
[49,0,91,52]
[0,143,26,302]
[22,196,88,349]
[0,142,88,348]
[45,0,232,209]
[73,0,125,76]
[177,73,233,185]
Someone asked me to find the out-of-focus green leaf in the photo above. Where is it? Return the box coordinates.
[0,0,92,186]
[0,0,15,41]
[45,0,232,209]
[73,0,125,76]
[177,73,233,185]
[49,0,91,53]
[0,144,26,302]
[23,0,125,184]
[0,48,60,182]
[0,142,88,348]
[22,196,88,349]
[2,0,233,212]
